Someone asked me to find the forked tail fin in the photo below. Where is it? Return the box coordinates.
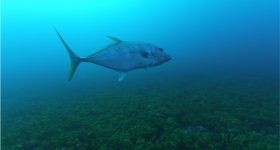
[55,29,81,81]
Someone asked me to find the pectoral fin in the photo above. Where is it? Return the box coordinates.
[118,73,127,81]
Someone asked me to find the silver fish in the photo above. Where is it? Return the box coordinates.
[55,30,171,81]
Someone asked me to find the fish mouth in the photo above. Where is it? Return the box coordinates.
[166,55,172,62]
[167,55,172,61]
[162,54,172,64]
[154,55,172,66]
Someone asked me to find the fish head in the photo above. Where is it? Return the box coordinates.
[149,46,171,66]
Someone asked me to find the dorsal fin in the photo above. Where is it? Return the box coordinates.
[106,36,122,44]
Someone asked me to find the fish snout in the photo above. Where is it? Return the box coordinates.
[165,54,172,61]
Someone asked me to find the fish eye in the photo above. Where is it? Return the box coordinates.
[159,48,164,52]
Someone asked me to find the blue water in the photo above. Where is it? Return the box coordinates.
[2,0,279,149]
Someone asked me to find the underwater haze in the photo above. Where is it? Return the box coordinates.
[2,0,279,149]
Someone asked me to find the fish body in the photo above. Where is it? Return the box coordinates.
[55,30,171,81]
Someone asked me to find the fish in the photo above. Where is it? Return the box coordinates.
[55,29,171,81]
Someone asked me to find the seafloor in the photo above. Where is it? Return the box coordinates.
[2,76,279,150]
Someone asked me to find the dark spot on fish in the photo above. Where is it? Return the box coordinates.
[140,51,149,58]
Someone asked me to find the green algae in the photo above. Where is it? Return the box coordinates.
[2,77,279,150]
